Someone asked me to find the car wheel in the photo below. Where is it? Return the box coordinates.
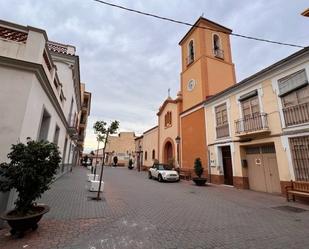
[148,172,152,179]
[158,174,163,182]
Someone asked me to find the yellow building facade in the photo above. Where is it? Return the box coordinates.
[205,48,309,193]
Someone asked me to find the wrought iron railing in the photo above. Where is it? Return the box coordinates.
[235,113,268,134]
[283,102,309,127]
[216,123,230,138]
[213,49,224,59]
[186,55,194,66]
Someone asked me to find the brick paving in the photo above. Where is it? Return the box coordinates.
[0,166,309,249]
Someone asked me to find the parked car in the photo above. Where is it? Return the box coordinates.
[149,163,179,182]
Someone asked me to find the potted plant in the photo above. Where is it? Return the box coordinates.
[128,159,134,170]
[192,158,207,186]
[0,139,61,238]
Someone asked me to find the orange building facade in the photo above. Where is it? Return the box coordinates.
[140,17,236,174]
[179,17,236,172]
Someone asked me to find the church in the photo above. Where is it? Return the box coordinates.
[139,16,236,174]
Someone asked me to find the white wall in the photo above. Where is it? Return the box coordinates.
[54,61,79,124]
[20,75,73,162]
[0,66,33,161]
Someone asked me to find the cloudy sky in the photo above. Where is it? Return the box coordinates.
[1,0,308,151]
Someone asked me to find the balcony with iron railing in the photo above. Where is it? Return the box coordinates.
[235,113,270,136]
[216,123,230,139]
[82,102,89,111]
[283,102,309,127]
[213,49,224,59]
[186,55,194,66]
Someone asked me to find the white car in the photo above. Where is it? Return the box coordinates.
[148,164,180,182]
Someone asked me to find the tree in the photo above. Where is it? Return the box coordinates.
[0,139,61,215]
[93,120,119,200]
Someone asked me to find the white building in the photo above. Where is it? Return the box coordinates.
[0,20,83,214]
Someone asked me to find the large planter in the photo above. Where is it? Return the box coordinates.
[0,204,50,238]
[192,177,207,186]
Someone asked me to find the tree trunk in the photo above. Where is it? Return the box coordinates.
[96,132,109,200]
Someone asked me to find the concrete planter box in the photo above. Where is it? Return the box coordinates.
[89,180,104,192]
[87,174,99,182]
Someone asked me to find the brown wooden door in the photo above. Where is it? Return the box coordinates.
[247,154,267,192]
[246,145,281,194]
[263,154,281,193]
[222,146,233,185]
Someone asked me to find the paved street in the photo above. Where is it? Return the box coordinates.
[0,166,309,249]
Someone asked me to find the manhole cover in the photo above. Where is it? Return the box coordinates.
[272,205,307,213]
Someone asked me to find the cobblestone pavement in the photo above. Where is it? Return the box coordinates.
[0,166,309,249]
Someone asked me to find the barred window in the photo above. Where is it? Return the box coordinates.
[289,136,309,181]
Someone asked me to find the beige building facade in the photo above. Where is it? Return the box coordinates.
[134,135,143,170]
[157,97,182,167]
[205,47,309,194]
[94,132,136,166]
[142,126,158,168]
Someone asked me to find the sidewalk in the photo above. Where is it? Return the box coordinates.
[0,166,110,249]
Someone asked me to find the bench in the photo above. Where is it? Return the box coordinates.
[286,181,309,202]
[179,169,191,180]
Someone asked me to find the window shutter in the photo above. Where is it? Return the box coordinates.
[278,69,308,96]
[239,90,258,102]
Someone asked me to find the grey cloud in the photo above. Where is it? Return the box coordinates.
[1,0,308,151]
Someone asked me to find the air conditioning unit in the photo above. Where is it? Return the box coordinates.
[87,174,100,182]
[89,180,104,192]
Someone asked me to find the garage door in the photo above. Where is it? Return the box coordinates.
[245,145,281,194]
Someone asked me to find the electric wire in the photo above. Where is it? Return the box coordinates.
[93,0,306,49]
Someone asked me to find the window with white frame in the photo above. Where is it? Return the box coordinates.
[215,103,229,138]
[241,95,260,119]
[215,103,228,126]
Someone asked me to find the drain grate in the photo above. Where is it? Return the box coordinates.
[272,205,308,213]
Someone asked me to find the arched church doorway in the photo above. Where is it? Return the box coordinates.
[164,140,174,164]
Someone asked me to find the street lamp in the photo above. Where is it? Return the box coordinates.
[175,136,181,169]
